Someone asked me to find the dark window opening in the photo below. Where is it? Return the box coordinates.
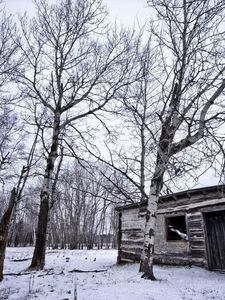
[166,215,187,241]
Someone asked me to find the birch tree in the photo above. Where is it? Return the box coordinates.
[140,0,225,279]
[16,0,139,270]
[0,2,19,98]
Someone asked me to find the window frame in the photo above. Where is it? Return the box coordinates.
[165,214,187,242]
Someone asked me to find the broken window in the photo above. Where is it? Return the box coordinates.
[166,215,188,241]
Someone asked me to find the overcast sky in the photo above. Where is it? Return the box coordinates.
[4,0,220,188]
[5,0,150,28]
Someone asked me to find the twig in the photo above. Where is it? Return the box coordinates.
[37,270,64,277]
[11,258,32,262]
[69,268,107,273]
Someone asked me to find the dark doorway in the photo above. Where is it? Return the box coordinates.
[204,210,225,271]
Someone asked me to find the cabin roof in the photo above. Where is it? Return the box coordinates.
[115,184,225,211]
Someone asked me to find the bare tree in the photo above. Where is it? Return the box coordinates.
[0,2,19,98]
[139,0,225,279]
[0,109,24,175]
[0,2,27,282]
[0,129,39,281]
[16,0,139,269]
[0,1,21,174]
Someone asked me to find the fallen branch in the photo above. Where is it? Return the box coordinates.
[5,270,64,277]
[69,268,107,273]
[11,258,32,262]
[4,272,32,276]
[37,270,64,277]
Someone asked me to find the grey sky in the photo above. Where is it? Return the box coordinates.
[5,0,34,14]
[4,0,219,188]
[5,0,150,28]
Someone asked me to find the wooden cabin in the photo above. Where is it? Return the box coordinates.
[116,185,225,271]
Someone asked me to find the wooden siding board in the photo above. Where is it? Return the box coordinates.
[122,228,142,232]
[121,220,144,230]
[120,250,141,262]
[204,210,225,270]
[121,246,143,253]
[117,212,122,264]
[186,213,206,260]
[159,191,225,209]
[157,198,225,214]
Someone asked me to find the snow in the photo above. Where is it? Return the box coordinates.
[1,247,225,300]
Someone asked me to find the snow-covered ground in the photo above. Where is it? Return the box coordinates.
[1,247,225,300]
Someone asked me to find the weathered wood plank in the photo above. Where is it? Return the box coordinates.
[121,220,144,230]
[122,231,143,240]
[190,248,205,258]
[189,236,204,241]
[119,258,134,263]
[122,238,143,244]
[204,210,225,270]
[154,254,205,266]
[190,240,205,247]
[121,228,142,233]
[187,221,203,228]
[186,213,202,219]
[120,250,141,262]
[121,246,143,253]
[117,211,122,264]
[188,228,204,233]
[157,198,225,214]
[121,209,140,221]
[159,193,225,210]
[121,240,144,246]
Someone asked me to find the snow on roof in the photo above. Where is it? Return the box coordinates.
[115,184,225,211]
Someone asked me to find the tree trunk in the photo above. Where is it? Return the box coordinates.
[29,193,50,269]
[0,188,16,281]
[30,111,60,269]
[139,172,164,280]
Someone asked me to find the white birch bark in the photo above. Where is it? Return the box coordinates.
[140,170,163,280]
[30,111,60,269]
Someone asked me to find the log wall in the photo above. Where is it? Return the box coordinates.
[118,207,144,263]
[117,188,225,268]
